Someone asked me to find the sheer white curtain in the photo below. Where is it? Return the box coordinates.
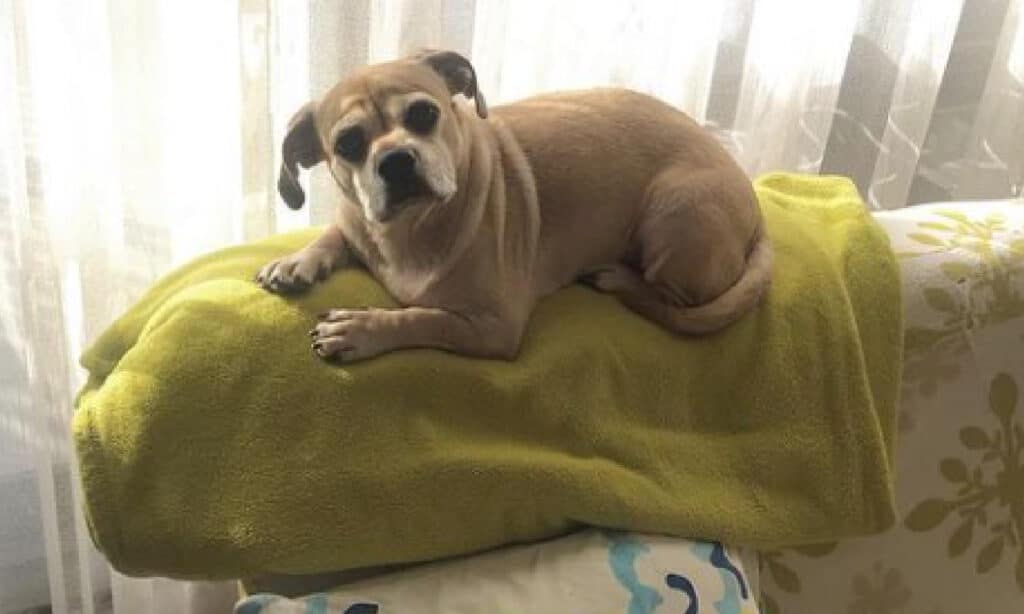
[1,0,1021,612]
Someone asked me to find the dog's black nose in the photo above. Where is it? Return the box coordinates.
[378,149,417,185]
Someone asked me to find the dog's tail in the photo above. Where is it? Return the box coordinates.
[637,227,773,335]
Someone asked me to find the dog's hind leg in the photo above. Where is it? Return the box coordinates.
[582,167,771,335]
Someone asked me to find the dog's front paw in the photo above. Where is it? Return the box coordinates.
[311,308,392,363]
[256,248,337,294]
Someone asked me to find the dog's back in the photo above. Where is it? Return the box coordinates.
[491,88,759,298]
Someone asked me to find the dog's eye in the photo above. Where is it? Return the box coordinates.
[334,127,366,162]
[404,100,439,134]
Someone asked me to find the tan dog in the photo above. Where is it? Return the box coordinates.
[256,50,771,363]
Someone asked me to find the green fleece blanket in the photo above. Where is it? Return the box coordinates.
[73,172,901,579]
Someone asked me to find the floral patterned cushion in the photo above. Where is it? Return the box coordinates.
[760,200,1024,614]
[235,531,759,614]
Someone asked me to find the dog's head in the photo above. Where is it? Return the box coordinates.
[277,50,488,223]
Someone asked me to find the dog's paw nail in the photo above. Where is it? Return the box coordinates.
[308,329,318,337]
[311,341,322,350]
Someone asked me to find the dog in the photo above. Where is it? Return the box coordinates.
[256,50,772,363]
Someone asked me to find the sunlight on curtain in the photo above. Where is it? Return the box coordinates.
[1,1,1022,613]
[866,0,963,209]
[732,0,861,175]
[472,0,724,121]
[953,0,1024,200]
[267,0,311,233]
[156,3,246,263]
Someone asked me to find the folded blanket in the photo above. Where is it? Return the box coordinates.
[73,172,901,579]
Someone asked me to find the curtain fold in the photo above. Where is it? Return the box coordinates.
[1,1,1021,612]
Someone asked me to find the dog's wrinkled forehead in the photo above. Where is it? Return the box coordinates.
[318,60,451,128]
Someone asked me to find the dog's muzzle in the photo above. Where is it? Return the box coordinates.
[378,149,417,185]
[377,148,432,217]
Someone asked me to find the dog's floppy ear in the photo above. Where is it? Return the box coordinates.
[416,50,488,119]
[277,101,324,210]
